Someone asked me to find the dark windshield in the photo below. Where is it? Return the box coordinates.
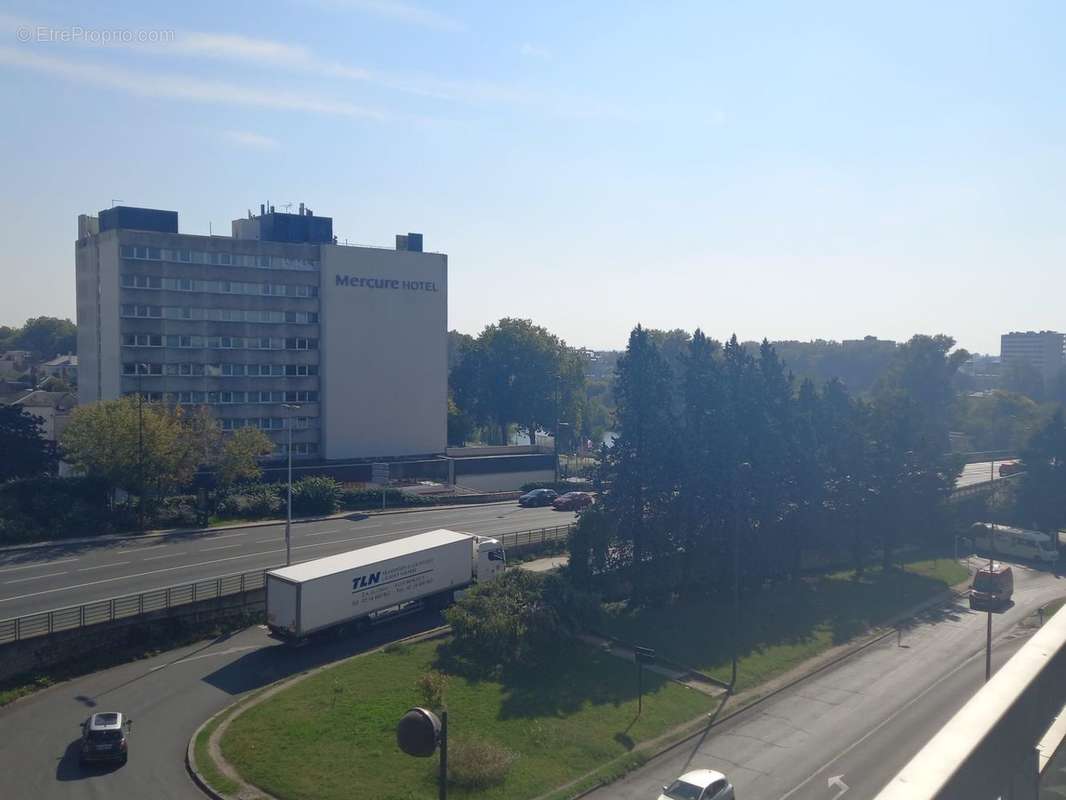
[663,780,703,800]
[973,573,1003,592]
[87,729,123,742]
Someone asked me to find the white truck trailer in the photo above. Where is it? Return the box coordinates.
[265,529,506,640]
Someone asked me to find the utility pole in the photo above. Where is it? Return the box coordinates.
[281,403,301,566]
[985,555,994,683]
[731,462,751,691]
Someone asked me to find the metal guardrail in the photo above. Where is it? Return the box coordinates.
[0,524,574,646]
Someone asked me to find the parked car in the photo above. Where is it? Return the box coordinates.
[552,491,594,511]
[658,769,735,800]
[79,712,132,765]
[519,488,558,508]
[970,561,1014,611]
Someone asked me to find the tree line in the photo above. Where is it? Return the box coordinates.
[0,316,77,361]
[569,327,970,606]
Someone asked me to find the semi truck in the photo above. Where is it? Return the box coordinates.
[265,529,506,640]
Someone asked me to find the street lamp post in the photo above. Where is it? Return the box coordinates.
[555,422,570,484]
[731,462,751,691]
[281,403,301,566]
[136,363,149,533]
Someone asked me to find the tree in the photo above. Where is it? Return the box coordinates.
[450,318,585,445]
[1003,360,1046,402]
[216,427,274,488]
[14,317,76,360]
[0,405,57,481]
[601,325,677,602]
[60,397,214,503]
[1017,409,1066,530]
[876,334,969,452]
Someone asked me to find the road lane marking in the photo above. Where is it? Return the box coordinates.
[256,538,282,544]
[0,521,575,604]
[203,544,243,552]
[143,551,187,561]
[201,532,247,541]
[0,558,78,574]
[148,644,264,670]
[5,571,68,584]
[306,528,341,536]
[775,634,1007,800]
[78,561,131,572]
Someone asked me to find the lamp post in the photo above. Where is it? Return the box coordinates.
[136,363,149,533]
[731,462,751,691]
[281,403,301,566]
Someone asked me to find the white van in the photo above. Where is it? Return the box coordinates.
[971,522,1059,564]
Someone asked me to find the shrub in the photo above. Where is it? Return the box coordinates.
[216,483,282,519]
[415,670,448,710]
[0,476,113,544]
[291,476,341,515]
[447,738,516,789]
[154,494,199,528]
[340,487,434,509]
[443,570,600,675]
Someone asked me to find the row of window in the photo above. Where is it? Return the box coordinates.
[219,417,317,431]
[121,246,317,272]
[280,442,319,456]
[126,390,319,404]
[122,334,318,350]
[120,304,319,324]
[122,362,318,378]
[121,273,318,298]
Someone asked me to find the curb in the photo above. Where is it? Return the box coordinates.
[185,625,453,800]
[564,579,974,800]
[0,499,519,554]
[186,709,228,800]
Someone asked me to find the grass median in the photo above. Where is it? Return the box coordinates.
[601,556,969,692]
[220,637,713,800]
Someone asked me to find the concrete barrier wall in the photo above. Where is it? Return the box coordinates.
[0,589,264,683]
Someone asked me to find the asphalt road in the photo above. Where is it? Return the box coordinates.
[3,560,1062,800]
[584,562,1065,800]
[0,502,575,620]
[957,460,1016,488]
[0,609,449,800]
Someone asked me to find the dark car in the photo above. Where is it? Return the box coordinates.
[552,491,594,511]
[79,712,131,765]
[519,488,558,507]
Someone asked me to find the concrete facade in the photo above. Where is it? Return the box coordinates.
[1000,330,1066,384]
[75,206,447,461]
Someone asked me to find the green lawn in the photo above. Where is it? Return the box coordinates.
[220,638,713,800]
[601,556,968,692]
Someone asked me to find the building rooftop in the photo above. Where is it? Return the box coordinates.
[42,354,77,367]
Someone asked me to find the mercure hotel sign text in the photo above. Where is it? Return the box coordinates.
[335,275,439,292]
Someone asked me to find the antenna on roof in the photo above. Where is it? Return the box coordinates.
[111,199,124,207]
[282,202,294,212]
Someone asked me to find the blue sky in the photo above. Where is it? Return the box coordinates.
[2,1,1064,354]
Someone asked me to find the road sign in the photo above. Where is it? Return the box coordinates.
[634,646,656,665]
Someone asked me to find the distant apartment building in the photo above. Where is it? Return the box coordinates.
[75,204,447,461]
[13,390,77,442]
[1000,331,1066,384]
[41,353,77,383]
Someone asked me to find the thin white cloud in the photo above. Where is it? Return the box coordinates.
[173,32,372,81]
[519,42,551,60]
[0,46,386,119]
[223,130,280,150]
[318,0,466,32]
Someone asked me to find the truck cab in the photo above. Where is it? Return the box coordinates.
[475,537,506,582]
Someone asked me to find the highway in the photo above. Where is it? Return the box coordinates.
[0,502,575,620]
[956,459,1016,488]
[2,559,1061,800]
[585,562,1065,800]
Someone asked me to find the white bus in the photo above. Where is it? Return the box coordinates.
[971,522,1059,564]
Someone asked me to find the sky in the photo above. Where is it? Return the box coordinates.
[1,1,1065,355]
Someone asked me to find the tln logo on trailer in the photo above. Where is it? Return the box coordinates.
[352,572,381,592]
